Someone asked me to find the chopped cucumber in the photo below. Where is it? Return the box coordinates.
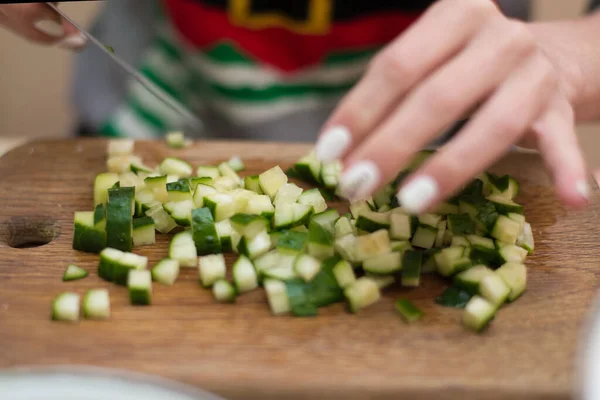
[294,254,322,282]
[63,264,88,281]
[498,243,528,263]
[191,207,221,255]
[276,230,308,254]
[297,188,327,213]
[435,221,447,248]
[105,187,134,252]
[349,200,371,219]
[517,222,534,254]
[231,214,269,239]
[215,219,234,252]
[454,265,495,294]
[491,215,521,244]
[51,292,80,322]
[233,255,259,293]
[344,277,381,313]
[334,234,359,264]
[487,194,524,215]
[321,161,342,188]
[435,286,473,308]
[448,213,476,235]
[159,157,193,178]
[213,279,237,303]
[227,156,245,172]
[94,172,120,206]
[73,211,106,253]
[419,213,442,228]
[151,258,180,285]
[355,230,391,262]
[274,203,312,230]
[196,165,220,179]
[108,139,134,157]
[193,183,217,208]
[411,225,437,249]
[198,253,226,288]
[363,252,402,275]
[166,131,189,148]
[259,166,288,199]
[435,246,467,277]
[307,221,334,260]
[463,295,496,332]
[164,200,194,226]
[247,195,275,220]
[166,179,193,202]
[213,176,240,191]
[261,253,297,281]
[366,274,396,289]
[204,193,235,222]
[334,216,354,237]
[243,175,263,194]
[395,299,423,323]
[294,152,322,184]
[128,270,152,305]
[264,279,290,315]
[144,175,169,203]
[401,250,422,287]
[451,236,470,247]
[218,162,242,183]
[355,210,391,232]
[189,176,214,191]
[311,209,339,234]
[132,216,155,247]
[169,230,198,267]
[237,231,271,259]
[332,259,356,288]
[496,262,527,301]
[390,213,413,241]
[82,289,111,320]
[479,274,510,306]
[274,183,303,208]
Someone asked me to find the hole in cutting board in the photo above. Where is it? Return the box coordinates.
[0,216,60,249]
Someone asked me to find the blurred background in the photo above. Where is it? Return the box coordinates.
[0,0,598,167]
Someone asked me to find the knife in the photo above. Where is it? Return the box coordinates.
[46,2,203,132]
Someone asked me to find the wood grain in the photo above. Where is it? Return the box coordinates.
[0,139,599,400]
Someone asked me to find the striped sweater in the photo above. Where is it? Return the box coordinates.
[72,0,531,142]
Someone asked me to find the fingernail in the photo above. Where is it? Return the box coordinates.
[397,176,439,214]
[57,33,88,50]
[338,161,380,201]
[34,19,65,37]
[576,179,590,200]
[315,126,351,162]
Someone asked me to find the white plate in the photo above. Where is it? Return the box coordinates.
[0,366,225,400]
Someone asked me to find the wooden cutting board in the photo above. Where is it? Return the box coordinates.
[1,139,599,400]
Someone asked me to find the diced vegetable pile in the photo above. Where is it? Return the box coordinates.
[54,137,534,333]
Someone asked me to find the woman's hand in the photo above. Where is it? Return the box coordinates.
[0,2,86,50]
[315,0,589,214]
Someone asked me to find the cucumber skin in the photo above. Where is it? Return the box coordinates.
[98,255,121,282]
[63,265,88,282]
[129,287,151,305]
[191,208,222,255]
[73,223,106,254]
[113,264,136,286]
[106,187,134,252]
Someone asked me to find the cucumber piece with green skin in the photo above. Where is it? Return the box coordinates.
[421,248,440,274]
[73,211,106,253]
[294,254,322,282]
[321,161,342,188]
[128,270,152,306]
[196,165,220,179]
[166,179,193,202]
[106,187,134,252]
[307,221,334,260]
[487,194,524,214]
[192,183,217,208]
[363,252,402,274]
[433,202,459,215]
[496,262,527,301]
[51,292,80,322]
[246,195,275,220]
[418,214,442,228]
[94,172,120,206]
[349,200,371,219]
[233,255,259,293]
[130,162,153,175]
[165,131,189,148]
[63,264,88,281]
[498,243,528,263]
[453,265,495,294]
[479,274,510,306]
[159,157,193,178]
[94,204,106,230]
[112,252,148,286]
[189,176,214,191]
[97,248,124,282]
[144,175,169,203]
[311,209,339,234]
[391,240,412,253]
[435,285,473,308]
[332,259,356,289]
[355,230,391,262]
[297,188,328,214]
[274,183,303,208]
[390,212,413,241]
[491,215,521,244]
[243,175,263,194]
[259,166,288,199]
[213,279,237,303]
[169,230,198,268]
[294,152,322,185]
[273,203,312,230]
[507,212,525,230]
[365,274,396,289]
[435,246,467,277]
[204,193,236,222]
[448,213,476,235]
[151,258,180,285]
[395,299,424,323]
[264,279,290,315]
[146,203,178,233]
[215,219,233,252]
[277,230,308,254]
[435,221,447,248]
[134,188,155,217]
[402,250,422,287]
[371,184,394,209]
[198,253,226,288]
[411,225,437,249]
[451,236,470,247]
[231,214,270,239]
[191,208,221,255]
[227,156,245,172]
[334,216,354,237]
[82,289,111,320]
[119,172,145,191]
[517,221,534,254]
[475,201,499,233]
[344,277,381,313]
[164,200,194,226]
[462,295,496,332]
[132,216,155,247]
[213,176,241,192]
[218,161,242,183]
[256,252,293,280]
[334,234,359,264]
[262,253,297,281]
[286,279,318,317]
[355,210,391,232]
[490,175,520,199]
[237,230,271,259]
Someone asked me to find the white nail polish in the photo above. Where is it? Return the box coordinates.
[338,161,380,201]
[34,19,64,38]
[57,33,88,50]
[315,126,351,162]
[398,176,439,214]
[576,180,590,200]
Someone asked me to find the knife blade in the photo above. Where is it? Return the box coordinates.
[47,2,203,132]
